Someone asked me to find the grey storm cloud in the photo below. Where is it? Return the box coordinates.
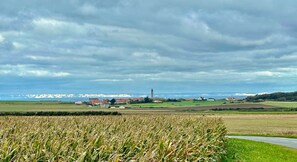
[1,0,297,93]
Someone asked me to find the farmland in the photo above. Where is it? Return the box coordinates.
[0,101,297,161]
[0,100,283,112]
[0,101,86,112]
[262,101,297,108]
[0,115,226,161]
[219,114,297,138]
[127,100,230,108]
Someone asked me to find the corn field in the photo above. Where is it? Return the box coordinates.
[0,115,226,161]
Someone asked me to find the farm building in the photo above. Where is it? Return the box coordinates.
[100,99,110,108]
[225,97,236,101]
[89,98,101,106]
[197,97,207,101]
[153,100,163,103]
[207,98,216,101]
[130,98,144,102]
[119,106,126,109]
[225,97,244,101]
[74,101,83,105]
[89,98,110,108]
[115,98,130,104]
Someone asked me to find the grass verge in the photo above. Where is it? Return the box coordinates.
[223,138,297,162]
[227,133,297,139]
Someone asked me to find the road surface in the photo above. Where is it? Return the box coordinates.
[228,136,297,149]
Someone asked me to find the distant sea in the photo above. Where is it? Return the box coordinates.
[0,92,258,101]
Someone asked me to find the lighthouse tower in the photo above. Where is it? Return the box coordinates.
[150,88,154,99]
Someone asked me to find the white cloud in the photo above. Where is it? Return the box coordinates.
[80,3,98,15]
[25,93,132,98]
[25,55,53,61]
[1,0,297,93]
[0,64,70,77]
[234,92,269,97]
[32,18,87,36]
[92,78,133,82]
[12,42,26,49]
[181,14,293,47]
[254,71,281,77]
[131,51,175,65]
[0,34,5,43]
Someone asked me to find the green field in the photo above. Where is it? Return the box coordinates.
[224,139,297,162]
[127,100,242,108]
[220,114,297,138]
[1,100,295,112]
[0,101,88,112]
[263,101,297,108]
[0,100,244,111]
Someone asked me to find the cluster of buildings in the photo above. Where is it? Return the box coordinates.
[76,89,156,108]
[197,97,216,101]
[87,97,144,107]
[74,89,244,108]
[225,97,244,101]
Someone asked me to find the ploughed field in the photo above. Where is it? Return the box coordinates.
[0,115,226,161]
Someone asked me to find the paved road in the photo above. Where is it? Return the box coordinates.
[228,136,297,149]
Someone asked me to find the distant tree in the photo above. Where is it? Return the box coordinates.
[110,98,116,105]
[166,98,180,102]
[144,96,152,103]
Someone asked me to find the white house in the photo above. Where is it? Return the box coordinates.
[75,101,83,105]
[207,98,216,101]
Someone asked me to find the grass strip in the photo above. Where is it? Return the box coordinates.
[223,138,297,162]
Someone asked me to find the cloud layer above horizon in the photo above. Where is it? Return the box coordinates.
[1,0,297,94]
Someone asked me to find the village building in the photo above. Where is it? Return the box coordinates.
[207,98,216,101]
[130,98,144,102]
[119,106,126,109]
[197,97,206,101]
[100,99,110,108]
[89,98,101,106]
[115,98,130,104]
[153,100,163,103]
[74,101,83,105]
[225,97,236,101]
[89,98,110,108]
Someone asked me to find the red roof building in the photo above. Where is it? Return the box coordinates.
[89,98,101,106]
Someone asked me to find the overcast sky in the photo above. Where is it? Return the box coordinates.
[0,0,297,94]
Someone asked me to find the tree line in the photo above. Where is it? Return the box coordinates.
[246,91,297,102]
